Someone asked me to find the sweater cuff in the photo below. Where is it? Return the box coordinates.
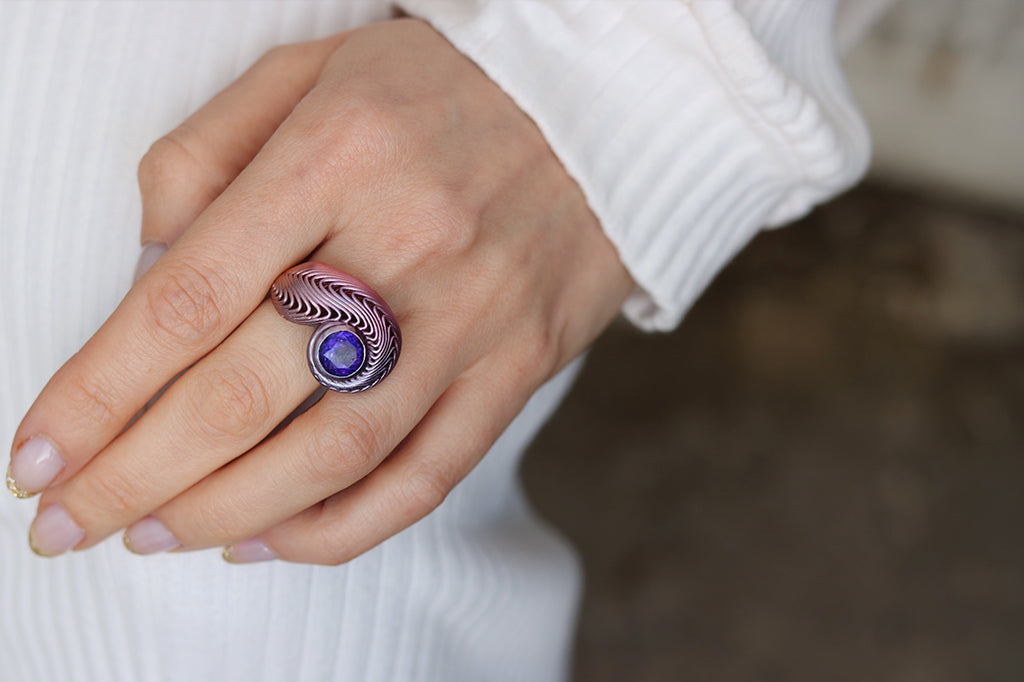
[395,0,870,331]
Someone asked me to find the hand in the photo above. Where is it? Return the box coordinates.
[8,19,632,564]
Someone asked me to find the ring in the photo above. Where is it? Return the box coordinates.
[270,262,401,393]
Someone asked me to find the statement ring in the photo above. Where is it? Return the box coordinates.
[270,262,401,393]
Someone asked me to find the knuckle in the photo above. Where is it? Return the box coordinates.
[337,90,403,145]
[300,439,347,483]
[312,525,357,566]
[137,126,203,191]
[257,42,314,72]
[300,91,406,176]
[144,260,226,347]
[187,496,243,545]
[303,410,386,483]
[400,462,457,519]
[318,541,354,567]
[391,185,477,259]
[80,469,147,521]
[493,318,559,396]
[189,361,273,442]
[527,327,561,389]
[257,44,290,65]
[64,369,125,430]
[527,320,562,380]
[314,523,363,567]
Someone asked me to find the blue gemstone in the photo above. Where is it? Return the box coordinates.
[318,331,364,377]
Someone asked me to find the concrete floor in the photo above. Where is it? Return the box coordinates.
[522,184,1024,682]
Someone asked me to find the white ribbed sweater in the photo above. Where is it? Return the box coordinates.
[0,2,868,680]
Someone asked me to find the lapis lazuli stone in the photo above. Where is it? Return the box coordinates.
[318,330,364,377]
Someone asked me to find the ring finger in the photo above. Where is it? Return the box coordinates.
[122,312,462,553]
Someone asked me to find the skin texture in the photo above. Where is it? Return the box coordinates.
[10,19,634,565]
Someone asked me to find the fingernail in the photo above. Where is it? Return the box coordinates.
[133,241,167,283]
[123,516,181,554]
[7,436,66,498]
[222,537,277,564]
[29,503,86,557]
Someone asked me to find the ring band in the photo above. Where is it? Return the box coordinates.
[270,262,401,393]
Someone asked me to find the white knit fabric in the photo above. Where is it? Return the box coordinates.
[402,0,869,330]
[0,2,868,680]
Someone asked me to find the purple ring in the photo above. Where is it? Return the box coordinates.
[270,262,401,393]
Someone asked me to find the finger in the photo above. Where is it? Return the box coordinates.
[123,313,467,553]
[34,302,316,552]
[132,38,347,287]
[138,35,346,248]
[234,352,535,565]
[124,36,353,425]
[9,60,364,497]
[8,179,317,497]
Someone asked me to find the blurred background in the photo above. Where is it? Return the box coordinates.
[521,2,1024,680]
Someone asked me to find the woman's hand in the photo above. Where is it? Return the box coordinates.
[8,19,632,564]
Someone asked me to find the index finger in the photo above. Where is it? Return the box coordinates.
[7,114,339,497]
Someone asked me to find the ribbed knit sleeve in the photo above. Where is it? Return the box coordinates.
[395,0,871,331]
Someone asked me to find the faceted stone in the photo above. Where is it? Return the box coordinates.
[318,330,364,377]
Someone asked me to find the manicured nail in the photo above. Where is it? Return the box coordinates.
[29,503,85,557]
[133,241,167,283]
[123,516,181,554]
[7,436,66,498]
[222,537,277,564]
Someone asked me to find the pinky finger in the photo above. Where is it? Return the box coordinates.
[223,354,542,566]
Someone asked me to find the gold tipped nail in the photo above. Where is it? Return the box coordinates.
[221,546,235,563]
[122,531,140,555]
[28,525,47,557]
[6,463,36,499]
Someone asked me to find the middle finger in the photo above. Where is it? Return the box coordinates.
[33,301,316,553]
